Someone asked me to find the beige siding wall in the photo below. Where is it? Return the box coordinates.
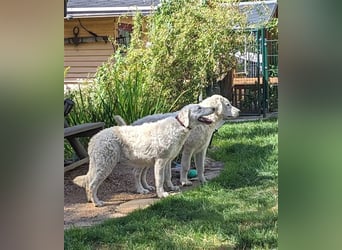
[64,17,118,38]
[64,17,134,84]
[64,42,114,83]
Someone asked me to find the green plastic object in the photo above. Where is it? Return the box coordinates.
[187,169,197,178]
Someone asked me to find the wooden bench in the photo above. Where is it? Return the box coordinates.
[64,99,105,172]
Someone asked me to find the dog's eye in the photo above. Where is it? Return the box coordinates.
[198,106,202,110]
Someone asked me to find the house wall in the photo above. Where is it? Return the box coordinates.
[64,17,134,84]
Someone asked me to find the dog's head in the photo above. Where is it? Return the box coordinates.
[200,94,240,120]
[176,104,215,129]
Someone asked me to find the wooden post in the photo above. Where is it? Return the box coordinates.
[218,69,233,100]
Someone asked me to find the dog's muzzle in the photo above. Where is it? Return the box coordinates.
[198,116,213,124]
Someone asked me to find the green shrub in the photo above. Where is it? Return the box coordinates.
[64,68,187,127]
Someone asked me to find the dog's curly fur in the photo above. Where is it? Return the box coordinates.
[73,104,215,207]
[114,95,240,194]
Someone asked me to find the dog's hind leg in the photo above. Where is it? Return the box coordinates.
[164,160,180,191]
[88,160,116,207]
[194,150,207,184]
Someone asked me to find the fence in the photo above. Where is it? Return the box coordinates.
[232,29,278,115]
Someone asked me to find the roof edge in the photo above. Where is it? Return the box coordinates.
[238,0,277,6]
[67,6,158,18]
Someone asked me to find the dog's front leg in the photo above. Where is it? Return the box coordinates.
[134,167,151,194]
[141,167,155,191]
[164,160,180,192]
[154,159,169,198]
[180,149,193,186]
[194,150,207,184]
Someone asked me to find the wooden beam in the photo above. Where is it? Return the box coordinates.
[64,122,104,138]
[64,157,89,173]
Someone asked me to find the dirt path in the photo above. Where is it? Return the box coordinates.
[64,158,223,230]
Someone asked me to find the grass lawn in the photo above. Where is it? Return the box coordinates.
[64,118,278,249]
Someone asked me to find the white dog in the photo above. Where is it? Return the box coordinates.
[114,95,240,194]
[73,104,215,207]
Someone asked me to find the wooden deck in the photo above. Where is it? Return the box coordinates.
[233,77,278,85]
[231,76,279,114]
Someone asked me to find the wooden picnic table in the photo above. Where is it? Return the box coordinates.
[64,99,104,172]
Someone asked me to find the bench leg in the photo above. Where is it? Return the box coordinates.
[67,137,88,159]
[65,119,88,159]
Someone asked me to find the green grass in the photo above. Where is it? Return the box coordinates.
[64,118,278,249]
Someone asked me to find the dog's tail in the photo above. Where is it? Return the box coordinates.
[114,115,127,126]
[73,175,87,188]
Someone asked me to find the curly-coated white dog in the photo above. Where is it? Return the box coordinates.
[114,95,240,194]
[73,104,215,207]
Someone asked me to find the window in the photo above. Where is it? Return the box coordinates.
[235,32,262,78]
[117,23,133,47]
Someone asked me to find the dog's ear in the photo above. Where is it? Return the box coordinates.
[217,101,223,115]
[178,108,190,128]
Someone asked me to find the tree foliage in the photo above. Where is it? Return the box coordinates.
[96,0,249,110]
[146,0,248,103]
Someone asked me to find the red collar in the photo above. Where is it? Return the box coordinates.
[175,116,191,129]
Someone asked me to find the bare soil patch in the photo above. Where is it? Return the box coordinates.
[64,158,223,230]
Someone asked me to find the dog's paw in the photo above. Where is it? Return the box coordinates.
[199,177,208,184]
[181,180,193,186]
[94,201,104,207]
[157,192,169,198]
[137,188,150,194]
[145,185,155,191]
[169,185,180,192]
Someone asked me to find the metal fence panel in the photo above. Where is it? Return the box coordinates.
[232,29,278,115]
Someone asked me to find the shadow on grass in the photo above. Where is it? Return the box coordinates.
[65,191,277,249]
[65,197,233,249]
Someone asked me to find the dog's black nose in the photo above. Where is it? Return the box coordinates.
[212,108,215,111]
